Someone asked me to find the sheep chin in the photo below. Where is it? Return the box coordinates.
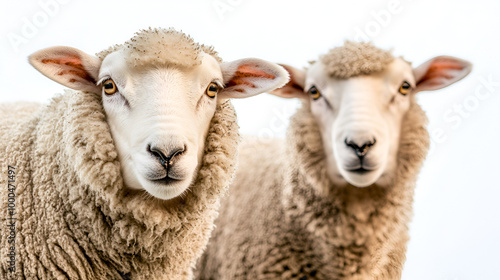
[140,177,192,200]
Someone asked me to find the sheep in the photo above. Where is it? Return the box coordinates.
[196,41,472,279]
[0,27,289,280]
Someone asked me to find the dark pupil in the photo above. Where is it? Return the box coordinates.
[209,85,217,91]
[402,83,410,89]
[310,88,317,94]
[104,82,114,89]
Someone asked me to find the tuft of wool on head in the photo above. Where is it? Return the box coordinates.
[96,27,222,68]
[320,41,394,79]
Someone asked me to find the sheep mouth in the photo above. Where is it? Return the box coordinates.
[145,167,186,184]
[151,176,183,185]
[345,167,374,175]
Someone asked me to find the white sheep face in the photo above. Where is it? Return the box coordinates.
[29,44,289,200]
[306,58,414,187]
[273,51,471,188]
[98,50,222,199]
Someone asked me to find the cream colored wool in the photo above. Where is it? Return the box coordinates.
[198,100,429,280]
[321,41,394,79]
[0,90,239,279]
[97,27,222,68]
[197,47,430,279]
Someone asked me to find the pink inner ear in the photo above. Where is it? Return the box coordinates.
[236,64,276,79]
[419,58,465,85]
[226,64,276,90]
[41,54,96,84]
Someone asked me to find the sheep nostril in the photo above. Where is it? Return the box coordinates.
[148,145,169,166]
[345,138,361,151]
[166,146,185,165]
[367,138,376,147]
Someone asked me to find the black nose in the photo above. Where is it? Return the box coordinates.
[345,138,376,159]
[148,145,185,169]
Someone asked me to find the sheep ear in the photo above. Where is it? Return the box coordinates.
[219,58,289,99]
[413,56,472,93]
[29,46,101,93]
[269,64,306,99]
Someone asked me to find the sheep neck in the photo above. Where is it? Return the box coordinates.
[282,98,430,277]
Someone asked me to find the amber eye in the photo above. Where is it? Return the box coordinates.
[103,79,117,95]
[399,81,411,95]
[308,86,321,100]
[206,82,219,98]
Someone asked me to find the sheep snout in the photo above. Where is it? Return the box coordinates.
[344,137,376,159]
[147,144,186,169]
[334,132,387,187]
[143,139,192,182]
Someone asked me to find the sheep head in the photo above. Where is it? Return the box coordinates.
[272,41,471,188]
[28,28,289,200]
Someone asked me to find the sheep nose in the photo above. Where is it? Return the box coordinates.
[345,138,376,159]
[148,144,185,169]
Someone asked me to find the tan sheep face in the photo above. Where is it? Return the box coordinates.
[271,47,471,188]
[29,41,289,200]
[306,58,414,187]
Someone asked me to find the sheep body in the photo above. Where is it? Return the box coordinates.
[1,27,290,279]
[197,55,431,279]
[0,91,240,279]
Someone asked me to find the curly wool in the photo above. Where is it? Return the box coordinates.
[321,41,394,79]
[197,94,429,279]
[97,27,222,68]
[0,90,239,280]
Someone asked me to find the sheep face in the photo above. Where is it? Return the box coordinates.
[305,58,414,187]
[98,50,222,199]
[96,52,287,200]
[272,43,471,188]
[29,35,289,200]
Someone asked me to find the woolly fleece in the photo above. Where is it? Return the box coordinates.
[0,90,240,279]
[97,27,222,68]
[321,41,394,79]
[197,45,430,279]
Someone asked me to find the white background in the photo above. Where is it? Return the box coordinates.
[1,1,499,279]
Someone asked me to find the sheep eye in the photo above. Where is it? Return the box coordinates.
[206,82,219,98]
[399,81,411,95]
[308,86,321,100]
[103,79,117,95]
